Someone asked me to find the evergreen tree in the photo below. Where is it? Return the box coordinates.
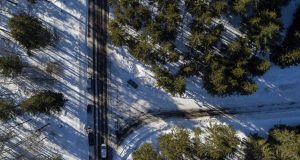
[206,124,239,159]
[189,24,223,51]
[159,127,192,160]
[154,67,186,96]
[158,42,180,63]
[133,143,161,160]
[231,0,252,14]
[243,134,275,160]
[240,80,258,95]
[192,127,210,159]
[119,0,151,30]
[257,0,290,14]
[144,21,162,43]
[129,37,158,65]
[244,10,282,52]
[0,99,16,121]
[272,6,300,67]
[8,13,53,55]
[212,0,227,15]
[249,56,270,76]
[27,0,37,4]
[244,125,300,160]
[274,49,300,67]
[0,55,23,77]
[108,20,125,46]
[202,38,269,96]
[21,91,66,115]
[269,127,300,160]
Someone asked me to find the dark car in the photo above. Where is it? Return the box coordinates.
[127,79,138,89]
[87,78,93,90]
[87,104,93,113]
[88,131,94,146]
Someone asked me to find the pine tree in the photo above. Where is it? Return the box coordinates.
[240,81,258,95]
[206,124,239,159]
[232,0,252,14]
[272,6,300,67]
[212,0,227,15]
[244,10,282,52]
[243,134,275,160]
[159,127,192,160]
[0,99,16,121]
[0,55,23,77]
[154,67,186,96]
[269,128,300,160]
[249,56,270,76]
[202,38,269,96]
[21,91,66,115]
[8,13,53,54]
[108,20,125,46]
[275,49,300,67]
[27,0,37,4]
[133,143,161,160]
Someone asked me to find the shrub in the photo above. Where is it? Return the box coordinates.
[46,61,60,75]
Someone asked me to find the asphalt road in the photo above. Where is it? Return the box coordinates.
[88,0,108,159]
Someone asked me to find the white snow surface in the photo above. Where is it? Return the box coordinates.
[108,0,300,118]
[108,0,300,159]
[1,0,89,159]
[114,108,300,160]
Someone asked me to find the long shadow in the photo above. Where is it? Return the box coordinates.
[0,0,90,159]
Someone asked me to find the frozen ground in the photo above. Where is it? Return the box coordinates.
[108,0,300,159]
[108,0,300,124]
[114,107,300,160]
[0,0,89,159]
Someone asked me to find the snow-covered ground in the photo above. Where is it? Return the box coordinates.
[114,107,300,159]
[0,0,89,159]
[108,0,300,159]
[1,0,299,159]
[108,0,300,125]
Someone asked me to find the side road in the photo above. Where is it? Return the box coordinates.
[115,101,300,145]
